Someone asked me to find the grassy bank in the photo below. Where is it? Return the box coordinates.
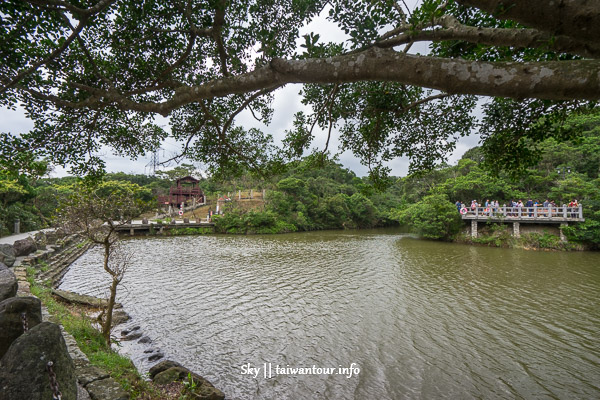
[25,270,199,399]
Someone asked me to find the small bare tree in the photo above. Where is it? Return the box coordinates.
[60,181,150,345]
[98,242,132,343]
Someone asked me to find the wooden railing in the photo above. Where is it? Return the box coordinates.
[461,205,584,221]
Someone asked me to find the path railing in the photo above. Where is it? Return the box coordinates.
[461,205,584,221]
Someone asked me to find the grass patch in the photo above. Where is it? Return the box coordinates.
[26,265,38,279]
[26,265,217,399]
[26,273,164,399]
[38,260,50,272]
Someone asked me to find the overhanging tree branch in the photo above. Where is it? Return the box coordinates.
[377,15,600,58]
[23,49,598,116]
[456,0,600,45]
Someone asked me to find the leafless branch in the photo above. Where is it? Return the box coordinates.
[403,93,451,112]
[199,101,264,173]
[222,87,280,135]
[309,84,339,137]
[160,124,205,165]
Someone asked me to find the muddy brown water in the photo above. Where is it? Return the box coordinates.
[59,229,600,399]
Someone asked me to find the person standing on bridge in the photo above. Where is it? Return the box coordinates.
[525,199,533,217]
[569,200,579,218]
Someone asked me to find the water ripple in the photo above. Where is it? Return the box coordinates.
[59,230,600,399]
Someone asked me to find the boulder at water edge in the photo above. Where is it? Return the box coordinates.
[0,262,17,302]
[148,359,184,378]
[0,244,16,267]
[0,322,77,400]
[150,360,225,400]
[13,237,37,256]
[0,296,42,358]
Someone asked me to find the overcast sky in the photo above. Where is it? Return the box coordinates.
[0,1,481,178]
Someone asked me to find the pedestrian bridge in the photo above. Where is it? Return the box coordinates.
[115,219,215,236]
[461,206,584,239]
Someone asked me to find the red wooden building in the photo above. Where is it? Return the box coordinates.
[158,176,205,208]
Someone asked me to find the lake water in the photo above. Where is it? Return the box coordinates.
[59,229,600,399]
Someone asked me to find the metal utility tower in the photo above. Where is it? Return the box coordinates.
[145,148,162,175]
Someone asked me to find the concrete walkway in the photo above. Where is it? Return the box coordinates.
[0,229,51,245]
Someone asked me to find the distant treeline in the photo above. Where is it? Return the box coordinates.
[2,112,599,248]
[393,111,600,247]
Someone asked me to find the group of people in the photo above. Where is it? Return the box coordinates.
[455,199,581,218]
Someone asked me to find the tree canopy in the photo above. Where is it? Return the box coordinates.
[1,0,598,181]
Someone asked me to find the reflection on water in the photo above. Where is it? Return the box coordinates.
[59,230,600,399]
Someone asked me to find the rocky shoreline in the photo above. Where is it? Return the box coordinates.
[0,231,225,400]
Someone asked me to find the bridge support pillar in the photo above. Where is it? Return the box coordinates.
[129,228,134,236]
[513,222,520,238]
[471,220,478,238]
[560,223,568,242]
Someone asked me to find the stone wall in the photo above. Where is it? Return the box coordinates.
[3,231,129,400]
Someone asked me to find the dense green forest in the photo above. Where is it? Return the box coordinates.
[393,111,600,248]
[1,112,599,248]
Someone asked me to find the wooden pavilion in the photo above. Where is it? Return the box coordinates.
[158,176,205,208]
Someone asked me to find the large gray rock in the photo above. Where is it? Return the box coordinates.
[34,231,47,250]
[52,288,121,308]
[75,364,110,387]
[0,252,16,267]
[45,229,66,245]
[0,322,77,400]
[149,359,184,379]
[85,377,129,400]
[150,360,225,400]
[0,244,16,267]
[0,243,15,257]
[112,309,130,326]
[13,237,37,256]
[0,296,42,358]
[0,262,18,302]
[120,325,142,341]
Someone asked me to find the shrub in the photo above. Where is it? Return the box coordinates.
[394,194,463,240]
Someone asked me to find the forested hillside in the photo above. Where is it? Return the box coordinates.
[394,111,600,247]
[1,112,598,248]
